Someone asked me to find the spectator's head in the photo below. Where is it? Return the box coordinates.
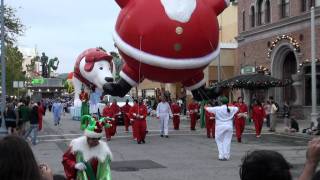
[240,150,292,180]
[0,136,41,180]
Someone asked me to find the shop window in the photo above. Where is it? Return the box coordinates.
[301,0,307,12]
[265,0,271,23]
[280,0,290,18]
[257,0,263,25]
[250,6,255,27]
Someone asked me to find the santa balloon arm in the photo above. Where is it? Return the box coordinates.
[206,0,230,15]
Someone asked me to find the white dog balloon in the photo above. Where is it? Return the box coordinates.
[73,48,113,107]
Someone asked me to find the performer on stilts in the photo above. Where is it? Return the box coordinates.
[79,87,89,116]
[62,115,112,180]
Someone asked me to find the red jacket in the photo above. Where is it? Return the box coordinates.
[79,92,89,102]
[188,102,199,115]
[121,103,131,113]
[102,105,114,120]
[171,103,181,115]
[129,104,147,121]
[252,105,266,121]
[205,110,215,121]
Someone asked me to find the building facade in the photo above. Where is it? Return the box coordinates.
[237,0,320,116]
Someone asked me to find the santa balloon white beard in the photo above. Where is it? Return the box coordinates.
[160,0,197,23]
[103,0,229,100]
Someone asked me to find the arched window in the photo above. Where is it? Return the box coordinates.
[257,0,263,25]
[242,11,246,31]
[250,6,255,27]
[281,0,290,18]
[301,0,307,11]
[265,0,271,23]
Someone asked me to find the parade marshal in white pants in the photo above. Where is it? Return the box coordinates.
[156,97,173,138]
[206,96,238,161]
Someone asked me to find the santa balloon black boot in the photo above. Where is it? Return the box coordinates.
[103,78,132,97]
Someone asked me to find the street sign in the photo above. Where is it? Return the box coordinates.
[241,66,256,74]
[13,81,24,88]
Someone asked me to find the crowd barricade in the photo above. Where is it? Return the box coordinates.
[70,106,81,121]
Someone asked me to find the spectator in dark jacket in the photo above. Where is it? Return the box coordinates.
[23,103,39,145]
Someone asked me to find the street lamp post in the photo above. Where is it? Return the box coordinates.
[0,0,6,134]
[310,7,318,128]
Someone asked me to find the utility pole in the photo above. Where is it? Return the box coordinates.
[310,7,318,127]
[0,0,6,134]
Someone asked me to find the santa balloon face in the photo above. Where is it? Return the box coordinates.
[113,0,229,90]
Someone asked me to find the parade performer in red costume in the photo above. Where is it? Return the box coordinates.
[129,99,138,140]
[205,103,215,138]
[62,115,112,180]
[103,0,228,101]
[188,99,200,130]
[79,87,89,116]
[121,99,132,132]
[102,101,117,141]
[234,97,248,143]
[171,99,181,130]
[129,98,148,144]
[252,100,266,138]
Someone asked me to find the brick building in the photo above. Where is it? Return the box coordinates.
[237,0,320,117]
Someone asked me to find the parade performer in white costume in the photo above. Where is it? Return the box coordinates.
[206,96,238,161]
[156,96,173,138]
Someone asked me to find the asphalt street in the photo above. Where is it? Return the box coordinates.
[30,112,314,180]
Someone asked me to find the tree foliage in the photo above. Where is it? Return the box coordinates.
[4,45,26,95]
[2,6,25,44]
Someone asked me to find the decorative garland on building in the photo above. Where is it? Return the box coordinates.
[267,35,301,58]
[297,58,320,73]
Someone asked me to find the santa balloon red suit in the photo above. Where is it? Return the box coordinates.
[103,0,229,100]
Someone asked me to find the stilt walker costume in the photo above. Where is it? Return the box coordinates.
[62,115,112,180]
[234,97,248,143]
[171,101,181,130]
[206,96,238,161]
[79,88,89,116]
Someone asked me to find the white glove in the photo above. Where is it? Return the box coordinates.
[75,163,86,171]
[139,115,144,119]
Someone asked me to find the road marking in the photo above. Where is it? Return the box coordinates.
[38,132,287,142]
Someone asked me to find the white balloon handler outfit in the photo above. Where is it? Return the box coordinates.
[156,101,173,137]
[206,100,238,160]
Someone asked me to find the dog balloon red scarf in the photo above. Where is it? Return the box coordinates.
[103,0,229,100]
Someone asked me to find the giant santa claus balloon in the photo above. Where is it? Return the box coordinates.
[103,0,229,100]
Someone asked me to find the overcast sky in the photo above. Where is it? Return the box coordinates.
[7,0,121,73]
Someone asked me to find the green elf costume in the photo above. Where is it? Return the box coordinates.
[62,115,112,180]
